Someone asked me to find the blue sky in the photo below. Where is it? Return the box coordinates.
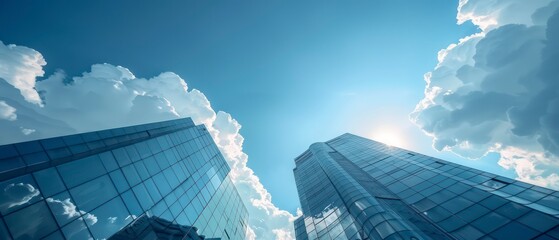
[0,0,481,214]
[2,0,558,239]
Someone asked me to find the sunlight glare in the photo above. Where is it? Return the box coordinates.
[370,127,406,148]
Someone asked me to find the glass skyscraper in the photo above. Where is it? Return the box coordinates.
[293,133,559,240]
[0,118,248,240]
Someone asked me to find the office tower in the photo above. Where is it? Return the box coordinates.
[0,118,248,240]
[293,133,559,240]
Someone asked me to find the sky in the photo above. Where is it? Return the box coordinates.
[1,0,559,239]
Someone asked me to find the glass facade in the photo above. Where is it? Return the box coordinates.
[293,133,559,240]
[0,118,248,240]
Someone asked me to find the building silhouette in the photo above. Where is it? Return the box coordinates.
[293,133,559,240]
[0,118,248,240]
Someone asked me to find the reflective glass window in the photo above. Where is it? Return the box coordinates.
[143,156,161,175]
[122,164,141,186]
[456,204,490,222]
[112,148,131,167]
[125,145,141,163]
[517,211,559,232]
[21,151,50,166]
[99,152,118,172]
[121,190,142,216]
[0,219,11,240]
[86,197,132,239]
[70,175,117,212]
[495,202,530,219]
[40,138,66,150]
[471,212,509,233]
[109,169,129,193]
[4,201,57,239]
[144,178,162,203]
[490,221,539,239]
[0,174,42,215]
[62,217,92,240]
[516,189,546,202]
[482,179,508,189]
[14,141,43,155]
[132,183,154,211]
[0,157,25,174]
[133,161,150,181]
[479,195,507,210]
[440,196,473,214]
[46,191,80,227]
[58,155,106,188]
[34,167,65,197]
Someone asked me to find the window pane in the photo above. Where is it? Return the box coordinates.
[4,201,57,239]
[46,191,80,227]
[70,175,117,212]
[86,197,132,239]
[34,167,65,197]
[58,155,106,188]
[0,174,42,215]
[62,217,92,240]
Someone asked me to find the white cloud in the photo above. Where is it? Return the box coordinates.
[0,41,298,239]
[20,127,35,135]
[0,41,45,105]
[1,183,40,209]
[0,101,17,121]
[46,197,98,225]
[412,0,559,189]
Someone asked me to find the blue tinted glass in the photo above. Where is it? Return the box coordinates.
[109,169,129,193]
[125,145,141,163]
[4,201,58,239]
[490,221,539,239]
[452,225,483,240]
[132,183,154,211]
[122,165,141,186]
[62,217,92,240]
[516,189,546,202]
[517,211,559,232]
[144,178,162,203]
[34,167,65,197]
[86,197,132,239]
[0,219,11,240]
[46,147,72,159]
[133,162,150,181]
[0,174,42,215]
[40,138,66,150]
[14,141,43,155]
[153,172,172,196]
[134,142,151,159]
[99,152,118,172]
[58,155,106,188]
[68,144,89,155]
[46,191,80,226]
[479,195,508,210]
[43,231,64,240]
[70,175,117,212]
[121,190,142,216]
[471,212,509,233]
[21,151,50,166]
[495,202,530,219]
[112,148,131,167]
[0,157,25,174]
[144,156,161,175]
[456,204,490,222]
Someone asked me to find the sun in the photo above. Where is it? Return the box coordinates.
[370,127,405,147]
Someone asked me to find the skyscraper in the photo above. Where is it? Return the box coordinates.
[293,133,559,240]
[0,118,248,240]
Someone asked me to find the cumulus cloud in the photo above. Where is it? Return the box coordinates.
[0,101,17,121]
[46,198,98,225]
[0,183,40,209]
[0,41,45,105]
[411,0,559,189]
[0,41,298,239]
